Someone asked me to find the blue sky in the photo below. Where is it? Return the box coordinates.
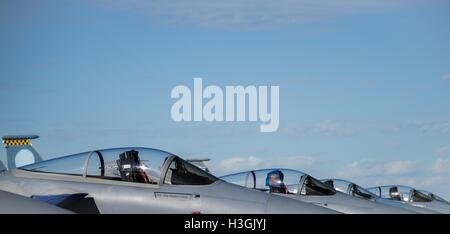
[1,0,450,198]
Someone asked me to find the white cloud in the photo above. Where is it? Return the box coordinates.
[383,160,420,175]
[442,74,450,81]
[336,160,383,178]
[337,159,420,178]
[92,0,422,30]
[402,120,450,134]
[373,177,418,187]
[432,158,450,173]
[282,120,355,136]
[281,120,450,137]
[313,120,354,135]
[216,155,316,174]
[421,175,450,187]
[218,156,264,172]
[436,146,450,157]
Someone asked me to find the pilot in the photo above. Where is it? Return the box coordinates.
[389,187,402,201]
[265,170,287,194]
[117,150,150,183]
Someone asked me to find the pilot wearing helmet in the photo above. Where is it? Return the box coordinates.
[389,186,402,201]
[265,170,287,194]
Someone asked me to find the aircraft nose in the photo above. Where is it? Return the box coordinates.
[265,194,341,214]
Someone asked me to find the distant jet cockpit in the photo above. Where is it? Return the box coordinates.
[419,190,449,203]
[220,168,336,196]
[367,185,433,203]
[322,179,376,200]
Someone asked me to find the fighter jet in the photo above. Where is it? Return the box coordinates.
[322,179,438,214]
[220,169,416,214]
[0,135,338,214]
[367,185,450,214]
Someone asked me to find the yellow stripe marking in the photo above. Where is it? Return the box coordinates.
[2,139,31,146]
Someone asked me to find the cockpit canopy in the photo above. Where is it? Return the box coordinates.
[220,168,336,196]
[20,147,217,186]
[419,190,449,203]
[322,179,376,200]
[367,185,432,203]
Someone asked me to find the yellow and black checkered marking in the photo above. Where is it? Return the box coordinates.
[3,139,31,146]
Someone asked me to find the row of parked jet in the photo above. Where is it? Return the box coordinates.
[0,135,449,214]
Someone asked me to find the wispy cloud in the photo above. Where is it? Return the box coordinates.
[436,146,450,157]
[402,120,450,134]
[336,160,382,178]
[311,120,354,135]
[383,160,420,175]
[281,120,356,136]
[372,120,450,134]
[442,73,450,81]
[281,120,450,136]
[420,174,450,187]
[336,159,420,178]
[92,0,422,31]
[432,158,450,173]
[214,155,317,174]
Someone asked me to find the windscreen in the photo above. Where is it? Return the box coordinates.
[420,190,448,203]
[411,190,432,202]
[20,152,89,176]
[323,179,374,199]
[432,194,449,203]
[323,179,351,194]
[367,187,381,197]
[300,176,336,196]
[351,184,376,199]
[85,147,169,185]
[164,157,217,185]
[220,172,253,188]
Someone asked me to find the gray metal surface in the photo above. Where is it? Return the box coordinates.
[2,135,40,140]
[285,191,416,214]
[0,189,72,214]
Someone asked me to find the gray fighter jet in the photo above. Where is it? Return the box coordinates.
[367,185,450,214]
[0,135,338,214]
[220,169,416,214]
[322,179,438,214]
